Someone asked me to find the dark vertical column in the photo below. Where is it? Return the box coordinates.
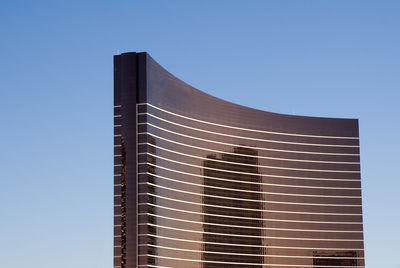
[114,52,139,268]
[113,54,123,268]
[136,53,148,267]
[121,53,138,268]
[137,53,147,104]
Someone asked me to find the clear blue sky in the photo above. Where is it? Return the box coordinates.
[0,1,399,267]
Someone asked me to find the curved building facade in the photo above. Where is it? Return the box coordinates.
[113,52,365,268]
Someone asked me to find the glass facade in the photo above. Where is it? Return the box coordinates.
[114,52,365,268]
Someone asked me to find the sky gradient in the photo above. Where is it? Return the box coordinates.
[0,1,399,267]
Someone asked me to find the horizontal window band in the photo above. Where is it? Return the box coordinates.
[114,105,122,108]
[138,193,361,216]
[143,222,363,241]
[140,122,359,156]
[140,112,359,148]
[114,115,122,118]
[139,213,362,233]
[140,266,363,268]
[137,103,359,140]
[138,254,364,267]
[140,131,359,158]
[138,169,360,192]
[139,172,361,206]
[140,263,364,268]
[140,144,359,175]
[140,149,359,174]
[140,153,359,180]
[114,155,122,157]
[140,162,360,188]
[113,145,121,147]
[138,215,361,232]
[138,244,364,259]
[139,233,364,251]
[114,125,122,127]
[139,159,359,183]
[139,203,362,224]
[139,167,361,198]
[114,174,121,176]
[114,164,122,167]
[141,191,361,216]
[139,139,359,165]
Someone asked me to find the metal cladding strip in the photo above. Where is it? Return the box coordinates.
[137,254,364,267]
[141,161,360,183]
[139,112,359,147]
[138,170,361,192]
[141,131,359,159]
[140,123,359,156]
[138,168,361,199]
[138,244,364,259]
[140,203,362,224]
[139,143,359,171]
[139,139,359,164]
[139,233,364,250]
[138,102,359,140]
[138,212,363,233]
[140,151,359,174]
[139,191,361,216]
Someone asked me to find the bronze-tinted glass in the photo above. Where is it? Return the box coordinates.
[114,52,365,268]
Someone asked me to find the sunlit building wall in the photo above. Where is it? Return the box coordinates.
[113,52,365,268]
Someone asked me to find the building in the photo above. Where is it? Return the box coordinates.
[113,52,365,268]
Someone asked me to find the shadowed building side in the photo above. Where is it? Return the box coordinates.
[203,147,263,267]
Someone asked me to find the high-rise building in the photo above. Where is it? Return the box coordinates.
[113,52,365,268]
